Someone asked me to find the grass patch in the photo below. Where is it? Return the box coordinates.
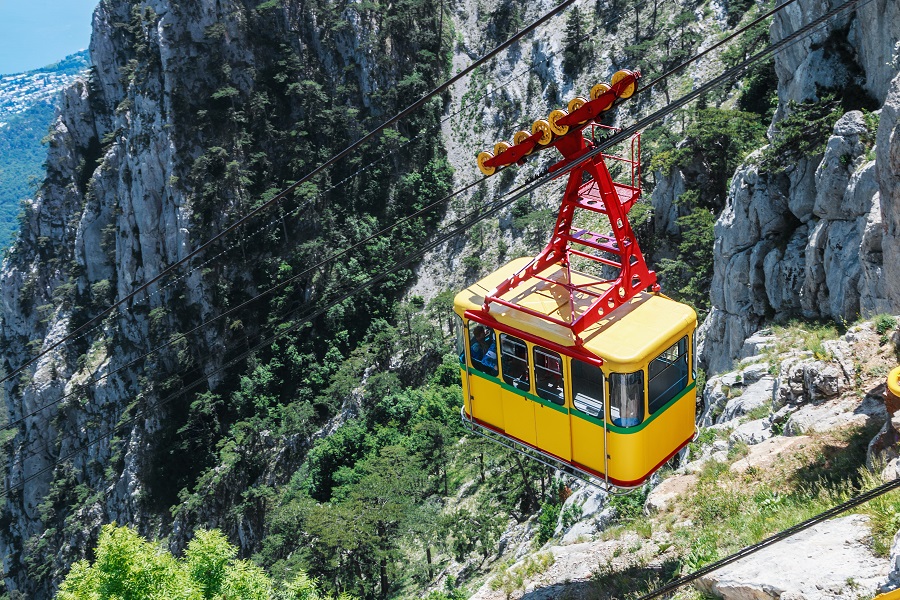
[766,320,843,361]
[688,428,716,458]
[874,314,898,336]
[584,557,682,600]
[671,424,882,568]
[489,552,555,598]
[743,404,771,422]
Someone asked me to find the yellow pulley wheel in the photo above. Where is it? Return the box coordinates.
[477,150,496,176]
[590,82,610,101]
[513,130,533,154]
[548,109,569,136]
[611,69,636,98]
[567,96,588,115]
[532,119,553,145]
[889,366,900,401]
[493,141,512,156]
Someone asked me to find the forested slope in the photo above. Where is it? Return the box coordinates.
[0,0,898,599]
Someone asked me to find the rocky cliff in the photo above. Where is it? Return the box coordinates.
[696,0,900,373]
[0,0,450,596]
[2,0,899,597]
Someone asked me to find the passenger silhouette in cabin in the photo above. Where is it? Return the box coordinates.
[470,325,498,376]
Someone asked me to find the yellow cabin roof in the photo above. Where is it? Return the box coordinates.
[454,257,697,368]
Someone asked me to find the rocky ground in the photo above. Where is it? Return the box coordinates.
[458,317,900,600]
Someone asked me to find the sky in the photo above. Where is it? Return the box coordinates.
[0,0,97,75]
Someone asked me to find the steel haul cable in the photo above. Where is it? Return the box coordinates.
[2,9,880,598]
[0,0,796,435]
[636,476,900,599]
[0,0,581,388]
[0,0,795,377]
[1,174,561,500]
[2,0,794,388]
[1,0,869,473]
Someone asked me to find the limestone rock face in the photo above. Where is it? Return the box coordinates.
[0,0,415,596]
[877,72,900,309]
[699,0,900,374]
[695,514,890,599]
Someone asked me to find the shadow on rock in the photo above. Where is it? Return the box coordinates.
[520,559,682,600]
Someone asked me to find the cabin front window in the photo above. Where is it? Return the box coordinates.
[649,336,689,414]
[572,359,604,418]
[609,371,644,427]
[533,346,564,406]
[500,334,530,391]
[468,324,497,376]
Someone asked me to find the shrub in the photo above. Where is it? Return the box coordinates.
[874,314,897,336]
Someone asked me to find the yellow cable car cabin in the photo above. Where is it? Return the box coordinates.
[454,258,697,489]
[457,71,698,489]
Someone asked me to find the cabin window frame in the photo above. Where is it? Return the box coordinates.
[571,358,605,418]
[648,336,689,415]
[608,370,645,427]
[500,333,531,392]
[467,322,498,377]
[533,345,565,406]
[455,315,466,365]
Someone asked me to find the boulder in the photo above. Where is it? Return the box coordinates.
[645,474,698,514]
[776,356,843,406]
[882,526,900,592]
[694,514,889,599]
[730,436,811,474]
[719,377,776,423]
[730,419,773,446]
[784,395,887,436]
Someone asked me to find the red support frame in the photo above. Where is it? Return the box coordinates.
[482,125,658,345]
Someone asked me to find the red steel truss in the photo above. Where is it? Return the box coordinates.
[482,126,659,344]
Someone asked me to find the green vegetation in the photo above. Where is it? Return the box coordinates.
[56,525,351,599]
[874,314,898,336]
[764,320,843,362]
[665,424,882,568]
[0,50,89,250]
[760,96,844,172]
[643,108,767,315]
[489,553,554,599]
[24,0,896,598]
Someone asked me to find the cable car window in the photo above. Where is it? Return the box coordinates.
[572,359,604,418]
[692,330,697,380]
[648,336,689,414]
[500,334,530,391]
[456,315,466,365]
[533,346,564,406]
[468,324,498,377]
[609,371,644,427]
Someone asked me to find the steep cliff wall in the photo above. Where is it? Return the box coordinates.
[698,0,900,374]
[0,0,450,596]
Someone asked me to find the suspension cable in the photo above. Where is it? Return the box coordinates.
[4,0,785,376]
[636,0,801,94]
[0,0,580,388]
[637,476,900,599]
[1,0,866,467]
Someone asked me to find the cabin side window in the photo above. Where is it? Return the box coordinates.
[572,359,604,418]
[455,315,466,365]
[609,371,644,427]
[500,334,530,391]
[468,324,498,377]
[648,336,689,414]
[533,346,564,406]
[691,329,697,381]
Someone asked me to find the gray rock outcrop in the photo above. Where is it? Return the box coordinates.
[0,0,443,596]
[695,514,889,599]
[700,0,900,374]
